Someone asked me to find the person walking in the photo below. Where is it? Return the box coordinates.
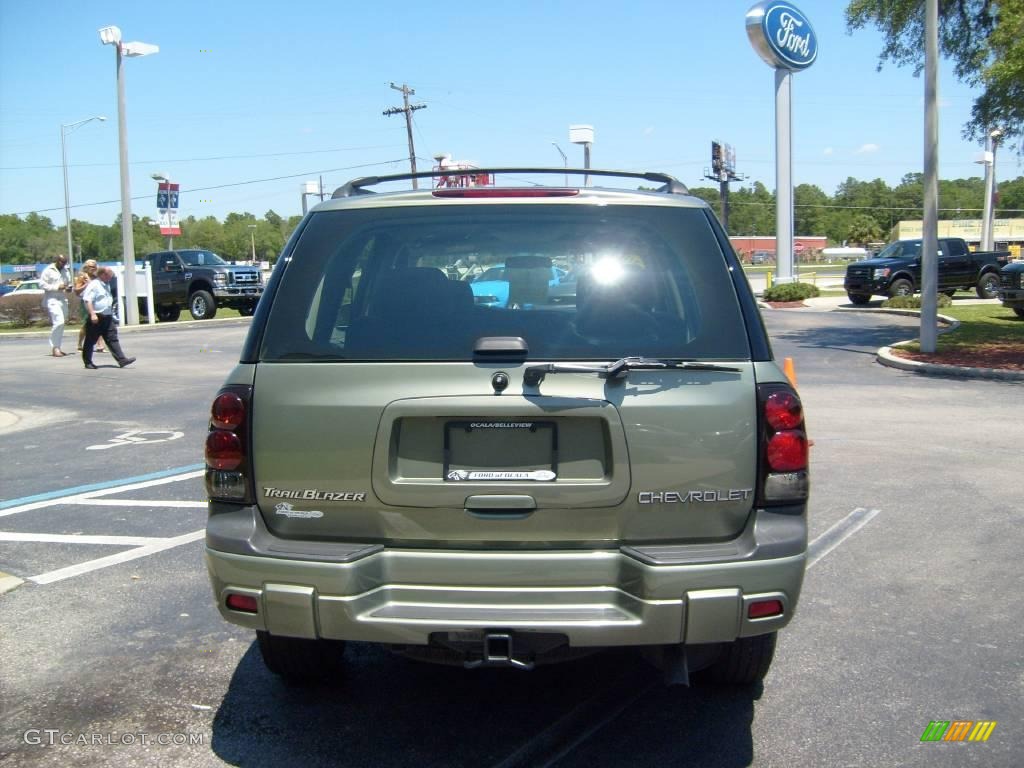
[81,267,135,370]
[40,253,72,357]
[74,260,105,353]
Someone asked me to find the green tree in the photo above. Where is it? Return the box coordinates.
[996,175,1024,214]
[846,0,1024,152]
[728,182,775,236]
[846,213,885,245]
[794,183,830,237]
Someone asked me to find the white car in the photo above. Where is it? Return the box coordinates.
[4,280,43,297]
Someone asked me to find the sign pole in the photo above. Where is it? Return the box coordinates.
[746,2,818,287]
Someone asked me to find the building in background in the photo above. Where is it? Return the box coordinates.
[893,219,1024,259]
[729,235,827,263]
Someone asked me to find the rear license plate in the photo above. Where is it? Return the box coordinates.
[444,420,557,481]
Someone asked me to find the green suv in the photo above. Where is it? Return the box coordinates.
[204,168,809,685]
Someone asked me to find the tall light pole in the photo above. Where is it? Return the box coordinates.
[552,142,568,186]
[61,116,106,278]
[569,125,594,186]
[248,224,257,262]
[979,128,1003,251]
[99,25,158,326]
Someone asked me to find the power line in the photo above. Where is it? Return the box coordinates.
[0,144,403,171]
[6,159,408,217]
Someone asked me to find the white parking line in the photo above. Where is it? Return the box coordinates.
[807,507,881,569]
[29,530,205,585]
[0,533,166,546]
[74,499,208,508]
[1,468,209,587]
[0,469,205,517]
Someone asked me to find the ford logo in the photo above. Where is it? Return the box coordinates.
[746,2,818,71]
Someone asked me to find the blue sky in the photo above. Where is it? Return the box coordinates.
[0,0,1007,226]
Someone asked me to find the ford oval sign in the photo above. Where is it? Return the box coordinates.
[746,2,818,71]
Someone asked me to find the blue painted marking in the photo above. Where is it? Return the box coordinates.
[0,464,205,510]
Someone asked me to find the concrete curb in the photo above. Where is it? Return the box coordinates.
[0,315,252,342]
[876,345,1024,381]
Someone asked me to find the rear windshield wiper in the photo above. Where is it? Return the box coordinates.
[523,357,741,386]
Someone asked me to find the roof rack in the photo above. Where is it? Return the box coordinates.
[331,168,689,199]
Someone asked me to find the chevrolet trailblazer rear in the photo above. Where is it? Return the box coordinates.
[204,168,809,685]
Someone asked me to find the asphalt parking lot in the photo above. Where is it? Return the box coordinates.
[0,312,1020,767]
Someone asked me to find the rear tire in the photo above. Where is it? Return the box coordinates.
[156,305,181,323]
[697,632,777,686]
[847,293,871,305]
[942,289,956,298]
[976,272,999,299]
[256,631,347,684]
[238,302,256,317]
[888,278,913,298]
[1014,307,1024,318]
[189,290,217,320]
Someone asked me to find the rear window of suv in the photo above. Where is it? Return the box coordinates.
[259,203,750,361]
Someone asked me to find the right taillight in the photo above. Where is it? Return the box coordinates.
[758,383,809,505]
[205,385,253,503]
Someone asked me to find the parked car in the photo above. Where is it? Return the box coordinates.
[997,261,1024,317]
[2,280,43,298]
[204,167,809,687]
[468,262,567,307]
[750,250,772,265]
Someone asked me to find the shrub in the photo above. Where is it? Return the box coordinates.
[0,294,47,326]
[882,294,952,309]
[762,282,821,302]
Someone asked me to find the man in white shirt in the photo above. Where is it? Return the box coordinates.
[81,267,136,369]
[40,253,72,357]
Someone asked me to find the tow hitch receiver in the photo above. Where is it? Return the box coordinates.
[464,632,535,670]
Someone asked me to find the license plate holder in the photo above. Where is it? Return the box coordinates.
[443,420,557,482]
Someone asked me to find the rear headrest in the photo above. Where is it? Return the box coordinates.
[576,268,658,312]
[370,267,474,320]
[372,268,451,318]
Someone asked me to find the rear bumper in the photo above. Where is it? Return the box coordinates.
[205,504,806,648]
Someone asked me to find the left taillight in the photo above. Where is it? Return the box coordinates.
[205,385,253,503]
[757,383,809,506]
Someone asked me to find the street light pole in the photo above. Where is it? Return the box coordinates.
[61,116,106,279]
[99,25,158,326]
[248,225,257,262]
[980,128,1002,251]
[552,142,567,186]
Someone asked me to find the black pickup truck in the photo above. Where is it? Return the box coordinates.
[141,249,264,321]
[843,237,1010,305]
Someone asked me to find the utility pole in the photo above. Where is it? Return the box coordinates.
[384,82,427,189]
[704,141,745,234]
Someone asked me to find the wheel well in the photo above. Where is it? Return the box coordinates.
[189,281,214,296]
